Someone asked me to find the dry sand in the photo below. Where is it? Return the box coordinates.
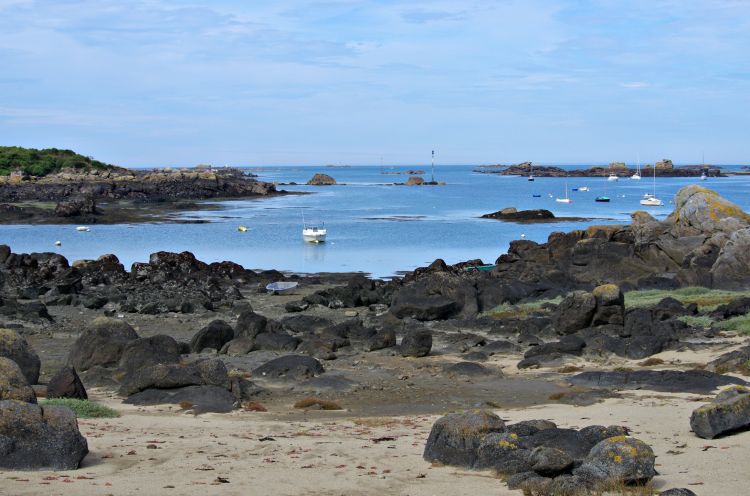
[2,388,746,496]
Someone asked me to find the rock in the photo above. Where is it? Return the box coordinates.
[0,328,41,384]
[284,301,308,313]
[707,344,750,374]
[118,335,182,374]
[481,208,556,222]
[569,370,747,394]
[46,366,87,400]
[0,400,88,470]
[444,362,494,377]
[252,355,324,381]
[423,411,506,467]
[474,432,532,474]
[253,332,300,352]
[660,490,697,496]
[306,173,336,185]
[364,328,396,351]
[690,385,750,439]
[406,175,424,186]
[669,185,750,237]
[554,291,596,334]
[0,357,36,403]
[190,320,234,353]
[506,471,548,491]
[220,337,255,356]
[712,228,750,289]
[400,329,432,357]
[124,385,236,413]
[234,311,267,339]
[591,284,624,326]
[54,196,97,217]
[529,446,574,476]
[120,359,229,396]
[575,436,655,484]
[68,317,138,371]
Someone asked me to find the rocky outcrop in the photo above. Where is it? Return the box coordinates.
[54,196,97,217]
[690,385,750,439]
[423,411,506,467]
[68,317,138,371]
[406,176,424,186]
[0,357,36,403]
[475,162,721,178]
[306,173,337,185]
[0,400,88,470]
[46,366,87,400]
[481,208,557,222]
[569,370,746,394]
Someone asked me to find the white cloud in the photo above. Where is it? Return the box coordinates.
[620,82,651,89]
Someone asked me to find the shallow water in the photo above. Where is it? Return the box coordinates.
[2,165,748,278]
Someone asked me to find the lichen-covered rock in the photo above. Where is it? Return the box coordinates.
[575,436,656,484]
[669,185,750,237]
[0,400,88,470]
[529,446,574,476]
[690,385,750,439]
[0,328,41,384]
[68,317,138,371]
[46,366,87,400]
[423,410,506,468]
[474,431,532,474]
[400,329,432,357]
[190,320,234,353]
[0,357,36,403]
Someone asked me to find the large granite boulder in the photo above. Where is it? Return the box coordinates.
[575,436,656,484]
[0,357,36,403]
[46,366,87,400]
[0,400,88,470]
[554,291,596,334]
[68,317,138,371]
[668,185,750,237]
[190,320,234,353]
[690,385,750,439]
[234,311,268,339]
[0,329,41,385]
[711,228,750,289]
[119,359,230,396]
[118,335,182,374]
[400,329,432,357]
[423,411,506,467]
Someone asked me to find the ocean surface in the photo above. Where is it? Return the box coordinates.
[2,165,749,278]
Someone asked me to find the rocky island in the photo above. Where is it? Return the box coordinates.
[0,147,283,224]
[0,185,748,494]
[476,159,725,178]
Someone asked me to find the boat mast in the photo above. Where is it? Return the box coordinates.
[431,150,435,182]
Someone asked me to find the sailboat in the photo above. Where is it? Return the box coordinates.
[528,163,534,181]
[631,156,642,180]
[556,179,572,203]
[640,166,663,206]
[700,153,707,180]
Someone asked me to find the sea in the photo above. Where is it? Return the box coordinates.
[2,165,749,279]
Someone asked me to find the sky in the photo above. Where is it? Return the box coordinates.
[0,0,748,167]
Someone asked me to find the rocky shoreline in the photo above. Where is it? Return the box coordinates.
[1,184,749,494]
[0,166,286,224]
[476,161,725,178]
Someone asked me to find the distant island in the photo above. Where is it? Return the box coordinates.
[0,146,284,224]
[475,160,725,178]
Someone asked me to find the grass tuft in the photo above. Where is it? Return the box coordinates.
[482,296,562,319]
[624,287,750,311]
[41,398,120,418]
[716,314,750,335]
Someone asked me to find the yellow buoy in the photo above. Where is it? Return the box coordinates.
[237,226,248,232]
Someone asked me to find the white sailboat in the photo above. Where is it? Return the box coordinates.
[528,163,534,181]
[700,152,707,180]
[640,166,663,206]
[631,156,642,180]
[607,173,619,181]
[556,180,573,203]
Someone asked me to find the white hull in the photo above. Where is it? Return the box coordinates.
[607,175,619,181]
[555,198,572,203]
[631,174,641,180]
[303,228,327,243]
[266,281,299,294]
[640,198,663,206]
[578,186,589,192]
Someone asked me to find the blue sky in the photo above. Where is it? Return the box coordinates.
[0,0,748,167]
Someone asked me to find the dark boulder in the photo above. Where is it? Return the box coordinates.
[253,332,300,352]
[0,328,41,384]
[690,385,750,439]
[54,196,97,217]
[234,311,268,339]
[660,490,697,496]
[68,317,138,371]
[574,436,656,484]
[0,357,36,403]
[529,446,574,476]
[481,208,556,222]
[364,328,397,351]
[474,432,532,474]
[444,362,494,377]
[220,337,255,356]
[118,335,182,374]
[423,411,506,467]
[190,320,234,353]
[46,366,87,400]
[400,329,432,357]
[252,355,324,381]
[124,385,236,413]
[554,291,596,334]
[0,400,88,470]
[120,359,229,396]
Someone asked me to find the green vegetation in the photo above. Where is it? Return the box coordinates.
[0,146,114,177]
[482,296,562,319]
[41,398,120,418]
[624,287,750,311]
[716,314,750,335]
[676,315,715,329]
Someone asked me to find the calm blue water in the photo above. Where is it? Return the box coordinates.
[2,165,749,278]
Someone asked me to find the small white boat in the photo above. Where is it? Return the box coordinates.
[556,180,573,203]
[76,226,90,232]
[607,173,619,181]
[54,240,61,246]
[640,197,663,206]
[700,172,707,181]
[631,172,641,180]
[578,186,589,192]
[266,281,298,295]
[303,224,327,243]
